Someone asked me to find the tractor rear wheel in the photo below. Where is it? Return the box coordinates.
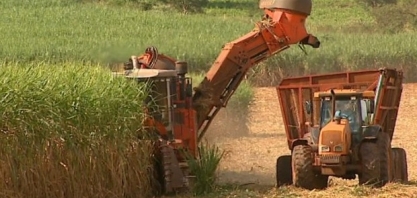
[359,141,380,186]
[377,132,392,186]
[391,148,408,183]
[276,155,293,187]
[292,145,328,190]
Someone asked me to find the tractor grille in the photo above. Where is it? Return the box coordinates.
[321,130,342,147]
[320,155,341,164]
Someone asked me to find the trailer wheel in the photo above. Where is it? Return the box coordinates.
[391,148,408,183]
[359,141,381,187]
[276,155,293,187]
[292,145,328,190]
[377,132,392,186]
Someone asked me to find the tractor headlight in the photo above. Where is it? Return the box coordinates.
[321,145,330,152]
[334,145,343,152]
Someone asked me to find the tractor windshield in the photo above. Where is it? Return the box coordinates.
[320,98,361,133]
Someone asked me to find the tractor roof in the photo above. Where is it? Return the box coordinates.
[314,89,375,98]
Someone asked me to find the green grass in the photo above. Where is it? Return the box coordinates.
[1,0,416,83]
[0,62,154,197]
[186,141,226,196]
[308,0,376,30]
[0,0,416,195]
[258,32,417,73]
[191,72,254,110]
[1,0,253,68]
[0,64,252,198]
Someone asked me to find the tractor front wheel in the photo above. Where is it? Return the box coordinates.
[359,141,380,186]
[377,132,392,186]
[292,145,328,190]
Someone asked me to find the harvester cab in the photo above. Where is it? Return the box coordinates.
[117,47,198,194]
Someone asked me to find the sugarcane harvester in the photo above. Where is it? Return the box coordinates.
[117,0,320,194]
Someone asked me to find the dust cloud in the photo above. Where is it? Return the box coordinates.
[204,87,289,186]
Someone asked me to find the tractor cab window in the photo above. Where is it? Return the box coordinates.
[320,98,361,133]
[320,101,332,127]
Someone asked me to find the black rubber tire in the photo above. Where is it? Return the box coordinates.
[359,141,381,187]
[149,143,165,196]
[391,148,400,183]
[292,145,328,190]
[377,132,391,186]
[276,155,293,187]
[391,147,408,183]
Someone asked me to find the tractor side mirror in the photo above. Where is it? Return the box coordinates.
[305,101,312,114]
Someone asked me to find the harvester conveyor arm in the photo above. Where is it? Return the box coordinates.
[192,8,321,142]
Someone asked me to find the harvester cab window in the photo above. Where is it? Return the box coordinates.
[144,78,174,134]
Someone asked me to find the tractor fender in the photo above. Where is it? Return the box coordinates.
[290,139,309,150]
[362,125,382,140]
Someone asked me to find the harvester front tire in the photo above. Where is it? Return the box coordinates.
[391,147,408,183]
[359,141,380,187]
[292,145,328,190]
[276,155,293,187]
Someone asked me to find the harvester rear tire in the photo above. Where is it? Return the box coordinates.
[359,141,380,187]
[292,145,328,190]
[377,132,392,186]
[391,147,408,183]
[276,155,293,187]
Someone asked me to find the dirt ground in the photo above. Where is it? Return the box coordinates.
[205,83,417,188]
